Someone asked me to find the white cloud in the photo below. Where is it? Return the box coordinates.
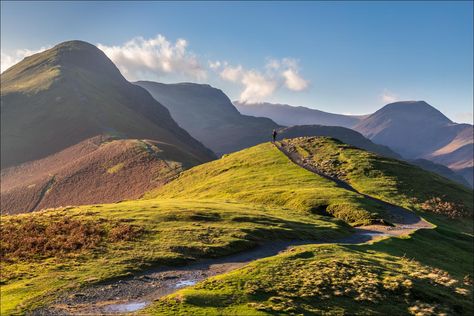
[1,47,50,73]
[213,58,309,102]
[240,71,277,102]
[97,34,207,81]
[219,64,243,82]
[282,68,308,91]
[381,89,399,104]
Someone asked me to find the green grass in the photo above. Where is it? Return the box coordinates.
[148,223,473,315]
[1,199,351,314]
[279,137,473,214]
[2,137,473,315]
[147,143,387,225]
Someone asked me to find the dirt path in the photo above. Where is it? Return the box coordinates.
[32,143,433,315]
[274,141,433,239]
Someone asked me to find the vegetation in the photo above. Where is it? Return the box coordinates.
[148,142,388,225]
[0,199,350,314]
[279,137,473,216]
[150,231,473,315]
[1,137,473,315]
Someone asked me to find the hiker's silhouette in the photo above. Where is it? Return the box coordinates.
[272,129,277,142]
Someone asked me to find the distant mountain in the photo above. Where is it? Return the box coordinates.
[354,101,473,186]
[1,136,201,214]
[276,125,401,159]
[234,101,365,128]
[1,40,215,169]
[135,81,280,155]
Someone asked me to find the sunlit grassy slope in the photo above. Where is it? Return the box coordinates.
[2,138,473,315]
[150,227,473,315]
[279,137,473,214]
[1,200,350,314]
[148,143,388,225]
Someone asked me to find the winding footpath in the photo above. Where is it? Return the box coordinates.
[34,143,434,315]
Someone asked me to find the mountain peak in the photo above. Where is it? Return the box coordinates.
[376,100,452,124]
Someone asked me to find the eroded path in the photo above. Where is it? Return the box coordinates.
[33,143,433,315]
[274,140,433,239]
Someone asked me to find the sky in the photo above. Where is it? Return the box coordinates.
[1,1,473,123]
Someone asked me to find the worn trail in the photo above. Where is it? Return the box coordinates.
[34,143,433,315]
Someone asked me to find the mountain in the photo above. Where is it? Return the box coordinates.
[354,101,473,185]
[135,81,280,155]
[0,40,215,169]
[234,101,365,128]
[1,136,201,214]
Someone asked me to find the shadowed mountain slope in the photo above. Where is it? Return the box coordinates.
[135,81,280,155]
[234,101,365,128]
[353,101,473,185]
[1,136,201,214]
[0,40,215,169]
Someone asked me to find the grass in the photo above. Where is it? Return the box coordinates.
[147,143,387,225]
[148,222,473,315]
[0,199,351,314]
[279,137,473,215]
[2,137,473,315]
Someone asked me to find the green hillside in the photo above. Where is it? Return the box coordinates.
[278,137,473,216]
[1,137,472,315]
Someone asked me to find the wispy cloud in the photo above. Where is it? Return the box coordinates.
[213,58,309,102]
[97,35,207,81]
[381,89,399,104]
[1,47,50,73]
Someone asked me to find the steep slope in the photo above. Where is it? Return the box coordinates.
[0,40,215,169]
[277,137,473,214]
[354,101,473,185]
[135,81,280,155]
[276,125,470,187]
[1,136,201,214]
[234,101,365,128]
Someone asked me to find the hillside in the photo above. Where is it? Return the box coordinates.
[2,137,472,315]
[234,101,365,128]
[2,137,473,314]
[1,136,201,214]
[275,125,470,186]
[0,40,215,169]
[135,81,280,155]
[354,101,473,185]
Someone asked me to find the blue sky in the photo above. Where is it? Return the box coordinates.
[1,1,473,123]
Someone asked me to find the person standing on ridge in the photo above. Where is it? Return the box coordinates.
[272,129,278,142]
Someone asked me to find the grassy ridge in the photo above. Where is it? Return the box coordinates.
[2,138,473,314]
[279,137,473,214]
[148,143,386,225]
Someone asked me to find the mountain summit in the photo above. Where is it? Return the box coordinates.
[1,40,215,168]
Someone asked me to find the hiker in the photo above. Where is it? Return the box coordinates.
[272,129,278,142]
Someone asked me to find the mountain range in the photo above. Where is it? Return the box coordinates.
[235,100,473,186]
[234,101,365,128]
[135,81,279,155]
